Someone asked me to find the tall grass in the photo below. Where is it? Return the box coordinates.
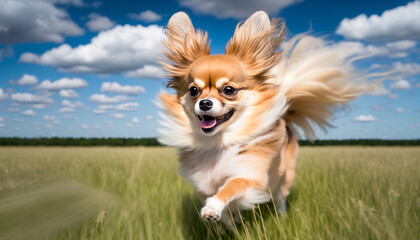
[0,146,419,239]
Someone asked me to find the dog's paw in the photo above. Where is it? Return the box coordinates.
[200,206,221,222]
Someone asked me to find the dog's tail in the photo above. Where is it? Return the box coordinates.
[273,35,372,140]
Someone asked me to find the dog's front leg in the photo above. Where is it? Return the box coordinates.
[201,178,262,222]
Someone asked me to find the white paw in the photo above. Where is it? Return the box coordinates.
[200,206,221,222]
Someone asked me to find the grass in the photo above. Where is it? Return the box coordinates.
[0,146,419,239]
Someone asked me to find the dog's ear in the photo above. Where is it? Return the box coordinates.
[225,11,286,81]
[161,12,210,92]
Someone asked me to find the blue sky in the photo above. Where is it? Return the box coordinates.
[0,0,419,139]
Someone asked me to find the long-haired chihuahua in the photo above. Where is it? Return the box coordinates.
[158,11,365,229]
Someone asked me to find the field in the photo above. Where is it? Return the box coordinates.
[0,146,419,240]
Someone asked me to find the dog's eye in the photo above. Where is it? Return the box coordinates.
[223,86,236,95]
[189,86,200,96]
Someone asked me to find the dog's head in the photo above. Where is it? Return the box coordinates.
[160,11,286,141]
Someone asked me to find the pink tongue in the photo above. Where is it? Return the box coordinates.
[200,118,217,129]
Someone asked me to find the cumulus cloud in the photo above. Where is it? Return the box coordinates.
[89,94,130,104]
[386,40,417,50]
[336,1,420,41]
[393,62,420,76]
[128,10,162,22]
[353,114,377,122]
[125,65,166,79]
[145,115,153,120]
[17,74,38,85]
[11,93,53,103]
[37,78,88,90]
[62,99,83,108]
[21,109,36,116]
[115,102,139,111]
[43,115,56,121]
[180,0,302,19]
[86,13,115,32]
[390,79,411,89]
[93,109,107,114]
[57,107,75,113]
[59,89,79,98]
[395,108,404,112]
[0,0,84,44]
[20,24,164,74]
[0,89,8,100]
[126,123,134,128]
[101,82,145,95]
[131,117,140,123]
[110,113,125,119]
[33,104,46,109]
[0,117,3,121]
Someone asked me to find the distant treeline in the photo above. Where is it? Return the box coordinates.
[0,137,162,146]
[0,137,419,146]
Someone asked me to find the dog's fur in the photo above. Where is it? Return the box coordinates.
[158,11,365,228]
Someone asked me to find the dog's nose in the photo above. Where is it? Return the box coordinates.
[199,99,213,111]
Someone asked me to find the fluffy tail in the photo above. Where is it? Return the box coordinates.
[273,35,370,139]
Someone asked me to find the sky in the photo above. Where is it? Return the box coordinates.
[0,0,419,139]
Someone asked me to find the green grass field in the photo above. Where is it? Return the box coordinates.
[0,146,419,240]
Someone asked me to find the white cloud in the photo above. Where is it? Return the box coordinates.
[366,85,390,96]
[33,104,46,109]
[180,0,302,19]
[125,65,166,79]
[43,115,56,121]
[21,109,36,116]
[395,108,404,113]
[131,117,140,123]
[0,0,84,44]
[89,94,130,104]
[17,74,38,85]
[63,114,75,119]
[86,13,115,32]
[20,24,164,74]
[62,99,83,108]
[353,114,376,122]
[81,124,90,129]
[145,115,153,120]
[98,105,114,110]
[57,107,75,113]
[37,78,88,90]
[0,88,8,100]
[93,109,107,114]
[390,79,411,90]
[336,1,420,41]
[59,89,79,98]
[101,82,145,95]
[115,102,139,111]
[128,10,162,22]
[0,117,4,121]
[393,62,420,76]
[386,40,417,50]
[111,113,125,119]
[11,93,53,103]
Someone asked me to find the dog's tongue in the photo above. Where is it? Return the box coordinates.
[200,116,217,129]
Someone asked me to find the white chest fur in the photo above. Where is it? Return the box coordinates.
[179,145,245,196]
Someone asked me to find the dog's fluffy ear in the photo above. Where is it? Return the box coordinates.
[161,12,210,92]
[225,11,286,81]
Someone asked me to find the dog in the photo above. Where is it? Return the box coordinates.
[158,11,365,229]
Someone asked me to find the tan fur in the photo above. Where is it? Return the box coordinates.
[158,11,366,229]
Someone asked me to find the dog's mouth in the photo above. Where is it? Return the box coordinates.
[197,110,235,133]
